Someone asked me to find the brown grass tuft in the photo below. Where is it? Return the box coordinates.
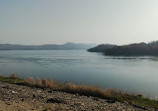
[58,83,122,99]
[10,74,19,79]
[41,79,57,89]
[24,78,57,89]
[35,78,43,88]
[24,77,35,86]
[23,77,125,100]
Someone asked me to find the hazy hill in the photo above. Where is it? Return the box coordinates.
[0,42,96,50]
[106,41,158,56]
[88,41,158,56]
[87,44,115,52]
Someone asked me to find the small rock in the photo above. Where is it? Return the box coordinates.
[11,91,18,94]
[47,90,53,93]
[81,103,84,106]
[106,100,115,103]
[93,97,99,101]
[47,98,66,104]
[38,106,42,108]
[37,90,42,93]
[2,86,9,89]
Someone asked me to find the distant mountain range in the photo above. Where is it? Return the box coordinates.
[88,41,158,56]
[0,42,97,50]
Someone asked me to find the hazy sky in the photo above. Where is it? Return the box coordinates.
[1,0,158,45]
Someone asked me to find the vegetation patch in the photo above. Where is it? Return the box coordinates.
[0,74,24,84]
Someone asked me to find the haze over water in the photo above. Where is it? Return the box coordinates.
[0,50,158,98]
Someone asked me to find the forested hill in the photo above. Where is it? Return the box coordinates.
[88,41,158,56]
[0,42,96,50]
[87,44,115,52]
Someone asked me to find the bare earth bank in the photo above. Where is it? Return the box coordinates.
[0,82,153,111]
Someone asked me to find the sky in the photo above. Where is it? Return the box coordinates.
[0,0,158,45]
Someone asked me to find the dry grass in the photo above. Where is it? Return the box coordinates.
[0,74,144,101]
[0,74,158,109]
[23,78,126,101]
[0,74,128,100]
[24,77,57,89]
[10,74,19,79]
[24,77,35,85]
[58,83,127,100]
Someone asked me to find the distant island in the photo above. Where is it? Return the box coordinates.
[88,41,158,56]
[0,42,96,50]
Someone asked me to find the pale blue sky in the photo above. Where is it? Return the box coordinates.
[1,0,158,45]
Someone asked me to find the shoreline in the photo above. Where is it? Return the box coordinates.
[0,74,158,110]
[0,81,147,111]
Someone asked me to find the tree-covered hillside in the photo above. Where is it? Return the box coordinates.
[87,44,115,52]
[88,41,158,56]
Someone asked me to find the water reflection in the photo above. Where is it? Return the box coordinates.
[104,56,158,61]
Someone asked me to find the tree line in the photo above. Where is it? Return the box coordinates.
[88,41,158,56]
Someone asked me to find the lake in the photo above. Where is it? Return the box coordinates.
[0,50,158,98]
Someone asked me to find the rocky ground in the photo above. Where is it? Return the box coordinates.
[0,81,155,111]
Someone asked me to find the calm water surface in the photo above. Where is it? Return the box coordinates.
[0,50,158,97]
